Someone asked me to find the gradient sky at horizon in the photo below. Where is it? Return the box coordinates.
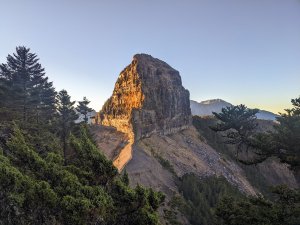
[0,0,299,114]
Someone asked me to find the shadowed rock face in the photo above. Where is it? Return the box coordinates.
[99,54,192,141]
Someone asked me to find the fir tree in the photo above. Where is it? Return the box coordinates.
[210,104,259,157]
[76,96,93,123]
[0,46,56,124]
[56,89,78,162]
[0,64,13,121]
[211,98,300,172]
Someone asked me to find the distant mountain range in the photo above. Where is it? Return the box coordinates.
[190,99,279,121]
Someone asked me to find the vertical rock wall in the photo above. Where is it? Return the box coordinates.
[99,54,192,141]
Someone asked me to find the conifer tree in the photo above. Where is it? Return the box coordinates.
[0,64,13,120]
[210,104,259,157]
[211,99,300,172]
[56,90,78,162]
[76,96,93,123]
[0,46,56,124]
[252,96,300,171]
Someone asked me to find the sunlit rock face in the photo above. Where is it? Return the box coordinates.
[99,54,192,141]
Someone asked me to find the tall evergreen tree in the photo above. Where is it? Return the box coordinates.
[0,64,13,121]
[37,79,57,123]
[0,46,56,124]
[76,96,93,123]
[56,89,78,162]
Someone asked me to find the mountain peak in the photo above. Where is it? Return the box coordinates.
[200,99,230,105]
[132,53,176,74]
[98,54,191,141]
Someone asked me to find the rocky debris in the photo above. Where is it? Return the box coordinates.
[98,54,192,141]
[126,127,258,196]
[90,125,132,171]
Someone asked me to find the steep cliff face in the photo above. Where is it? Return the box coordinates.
[99,54,191,141]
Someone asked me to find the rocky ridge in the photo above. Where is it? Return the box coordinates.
[99,54,191,141]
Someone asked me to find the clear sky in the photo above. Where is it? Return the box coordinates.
[0,0,299,114]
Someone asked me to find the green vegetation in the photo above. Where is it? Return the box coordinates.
[216,185,300,225]
[0,46,164,225]
[193,116,272,195]
[171,173,300,225]
[210,100,300,171]
[251,98,300,170]
[57,89,79,161]
[0,46,56,124]
[156,155,176,176]
[210,104,259,157]
[208,100,300,224]
[76,97,93,124]
[176,174,243,225]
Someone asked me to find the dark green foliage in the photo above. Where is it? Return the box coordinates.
[156,155,176,175]
[193,116,272,196]
[121,170,130,186]
[210,104,259,157]
[76,96,93,123]
[57,89,78,161]
[163,196,184,225]
[69,124,118,185]
[193,116,234,157]
[252,97,300,171]
[0,46,56,124]
[0,47,163,225]
[0,123,164,225]
[176,174,243,225]
[216,186,300,225]
[109,181,164,225]
[197,98,300,224]
[210,98,300,172]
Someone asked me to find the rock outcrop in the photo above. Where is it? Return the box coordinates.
[98,54,191,141]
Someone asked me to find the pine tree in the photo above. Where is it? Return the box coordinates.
[76,96,93,123]
[56,90,78,162]
[210,104,259,157]
[211,99,300,172]
[0,64,13,121]
[0,46,56,124]
[253,96,300,171]
[38,80,57,123]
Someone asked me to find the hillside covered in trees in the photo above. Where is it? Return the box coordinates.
[191,101,300,225]
[0,46,164,225]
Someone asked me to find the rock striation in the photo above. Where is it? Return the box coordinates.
[98,54,192,141]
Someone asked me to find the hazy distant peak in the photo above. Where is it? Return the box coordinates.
[199,99,231,105]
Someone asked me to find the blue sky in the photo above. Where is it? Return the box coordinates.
[0,0,299,113]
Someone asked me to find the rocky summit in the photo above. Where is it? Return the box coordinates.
[98,54,191,141]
